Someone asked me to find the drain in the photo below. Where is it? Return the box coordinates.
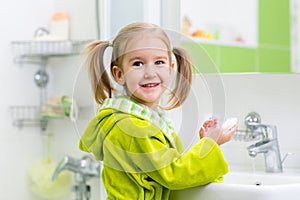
[254,181,262,186]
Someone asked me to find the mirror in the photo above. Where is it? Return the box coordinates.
[100,0,297,73]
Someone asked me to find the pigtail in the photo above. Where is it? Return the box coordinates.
[167,46,192,109]
[85,40,114,104]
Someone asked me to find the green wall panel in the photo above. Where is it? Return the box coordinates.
[181,42,221,73]
[219,46,257,73]
[258,48,290,72]
[200,44,218,64]
[259,0,290,45]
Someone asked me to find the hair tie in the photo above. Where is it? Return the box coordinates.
[170,45,174,52]
[108,41,113,47]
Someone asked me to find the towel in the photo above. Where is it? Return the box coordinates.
[41,95,74,119]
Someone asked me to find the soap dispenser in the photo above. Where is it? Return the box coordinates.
[50,12,70,40]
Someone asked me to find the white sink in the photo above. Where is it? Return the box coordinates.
[170,170,300,200]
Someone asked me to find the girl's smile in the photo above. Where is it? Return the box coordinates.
[140,82,161,88]
[112,37,173,109]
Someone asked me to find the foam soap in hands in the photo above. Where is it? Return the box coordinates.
[222,117,238,132]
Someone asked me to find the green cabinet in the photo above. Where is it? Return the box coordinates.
[181,0,291,73]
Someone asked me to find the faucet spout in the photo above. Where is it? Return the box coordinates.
[52,156,80,181]
[52,155,100,181]
[247,140,273,157]
[247,138,282,173]
[52,155,100,200]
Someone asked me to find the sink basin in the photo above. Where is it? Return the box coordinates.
[169,171,300,200]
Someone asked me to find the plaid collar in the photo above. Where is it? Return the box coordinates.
[101,96,175,141]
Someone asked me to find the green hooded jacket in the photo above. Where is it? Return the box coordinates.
[79,97,228,200]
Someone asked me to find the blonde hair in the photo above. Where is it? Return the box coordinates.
[85,22,192,109]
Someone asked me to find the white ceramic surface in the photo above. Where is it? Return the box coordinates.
[169,170,300,200]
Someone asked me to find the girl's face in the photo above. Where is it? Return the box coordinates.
[112,36,173,109]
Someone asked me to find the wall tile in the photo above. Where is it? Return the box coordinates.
[259,0,290,46]
[181,41,221,73]
[258,47,291,72]
[219,46,257,72]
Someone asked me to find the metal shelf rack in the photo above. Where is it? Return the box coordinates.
[10,39,91,130]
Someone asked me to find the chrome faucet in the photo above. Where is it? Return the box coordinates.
[245,112,283,173]
[52,155,100,200]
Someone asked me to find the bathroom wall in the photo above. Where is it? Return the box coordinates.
[1,1,300,200]
[174,73,300,171]
[219,74,300,171]
[0,1,53,199]
[0,0,98,200]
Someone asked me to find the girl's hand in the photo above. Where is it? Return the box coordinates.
[199,118,218,137]
[199,118,238,145]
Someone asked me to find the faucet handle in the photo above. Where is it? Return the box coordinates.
[244,112,261,131]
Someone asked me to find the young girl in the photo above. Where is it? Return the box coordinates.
[79,22,237,200]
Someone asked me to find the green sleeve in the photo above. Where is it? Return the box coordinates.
[146,137,228,190]
[105,117,228,190]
